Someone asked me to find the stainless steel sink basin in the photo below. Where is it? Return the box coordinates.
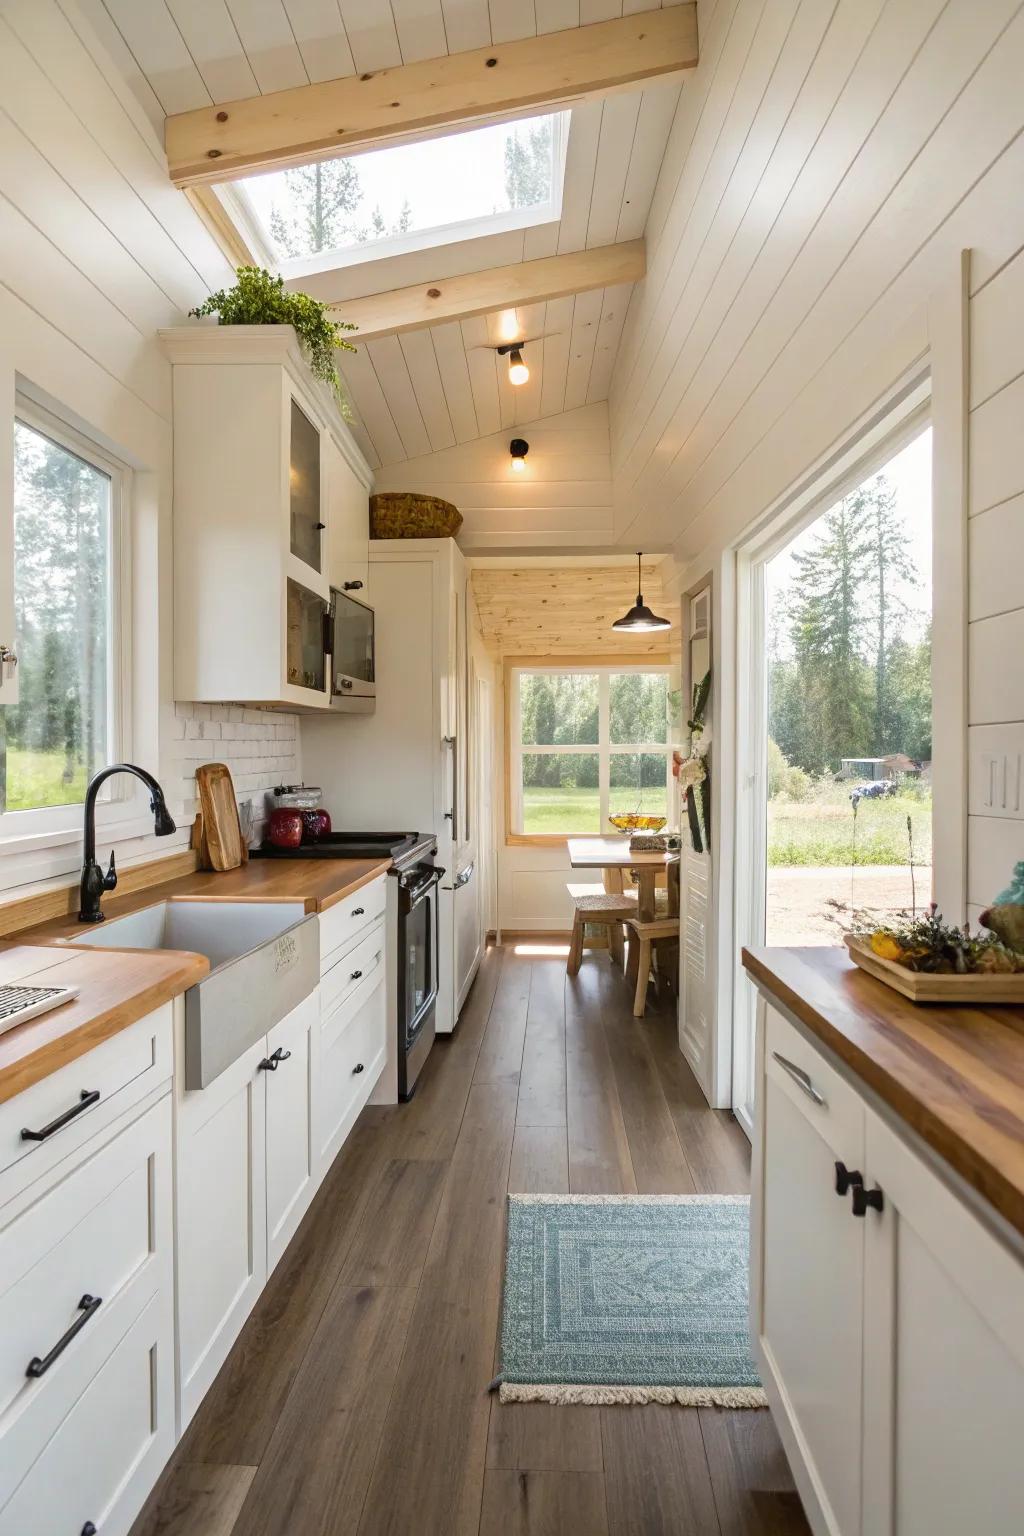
[69,899,319,1089]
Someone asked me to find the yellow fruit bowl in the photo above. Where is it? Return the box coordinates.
[608,814,667,834]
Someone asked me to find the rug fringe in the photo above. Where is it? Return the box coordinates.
[507,1192,750,1207]
[498,1382,768,1408]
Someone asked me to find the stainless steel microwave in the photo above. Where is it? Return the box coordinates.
[327,588,376,712]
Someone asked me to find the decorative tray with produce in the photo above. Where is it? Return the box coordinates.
[845,883,1024,1003]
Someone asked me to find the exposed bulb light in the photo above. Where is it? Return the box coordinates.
[496,341,530,386]
[508,346,529,386]
[611,552,671,633]
[509,437,529,473]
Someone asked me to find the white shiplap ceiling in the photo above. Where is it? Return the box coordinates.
[83,0,690,121]
[85,0,687,463]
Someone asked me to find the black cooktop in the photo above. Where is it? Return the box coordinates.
[255,830,434,867]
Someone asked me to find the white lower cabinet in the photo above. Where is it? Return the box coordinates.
[175,1034,268,1430]
[316,964,386,1177]
[753,1004,1024,1536]
[0,1019,175,1536]
[265,993,317,1273]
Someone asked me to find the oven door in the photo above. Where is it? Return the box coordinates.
[397,863,443,1050]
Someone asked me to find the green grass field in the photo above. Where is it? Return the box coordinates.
[522,784,668,835]
[767,781,932,867]
[5,748,89,811]
[521,776,931,868]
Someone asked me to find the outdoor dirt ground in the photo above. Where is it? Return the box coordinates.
[766,864,933,947]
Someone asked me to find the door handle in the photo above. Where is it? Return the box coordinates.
[771,1052,826,1107]
[21,1089,100,1142]
[851,1184,884,1217]
[834,1161,863,1197]
[26,1294,102,1378]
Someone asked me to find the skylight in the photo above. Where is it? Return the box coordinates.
[224,112,568,274]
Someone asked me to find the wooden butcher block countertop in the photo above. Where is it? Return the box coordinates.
[0,943,209,1104]
[0,856,391,1103]
[743,945,1024,1242]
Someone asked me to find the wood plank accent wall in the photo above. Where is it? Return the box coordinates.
[471,561,668,657]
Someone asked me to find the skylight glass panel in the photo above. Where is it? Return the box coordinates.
[231,112,567,269]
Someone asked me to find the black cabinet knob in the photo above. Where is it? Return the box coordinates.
[851,1184,884,1217]
[314,521,326,530]
[342,580,363,590]
[353,1062,365,1074]
[82,1524,97,1536]
[834,1161,864,1197]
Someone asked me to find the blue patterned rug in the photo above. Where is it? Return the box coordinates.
[496,1193,766,1406]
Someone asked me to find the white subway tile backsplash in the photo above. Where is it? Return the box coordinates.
[171,702,302,845]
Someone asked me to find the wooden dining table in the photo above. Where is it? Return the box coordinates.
[566,836,680,922]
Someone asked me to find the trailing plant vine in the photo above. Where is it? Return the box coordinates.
[189,266,357,411]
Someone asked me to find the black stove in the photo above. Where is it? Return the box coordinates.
[256,830,434,869]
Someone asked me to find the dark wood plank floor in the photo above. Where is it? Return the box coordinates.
[132,944,809,1536]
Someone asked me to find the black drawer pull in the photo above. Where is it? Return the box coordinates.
[350,969,363,981]
[352,906,365,917]
[851,1184,884,1217]
[26,1294,102,1378]
[834,1161,863,1197]
[82,1525,97,1536]
[21,1089,100,1143]
[258,1048,292,1072]
[353,1062,365,1075]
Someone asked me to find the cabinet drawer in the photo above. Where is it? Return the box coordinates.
[765,1006,863,1162]
[0,1095,172,1509]
[0,1291,174,1536]
[0,1004,172,1198]
[320,919,385,1017]
[317,973,386,1172]
[319,875,387,968]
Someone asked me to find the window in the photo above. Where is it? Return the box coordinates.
[509,665,671,838]
[5,404,124,814]
[223,111,568,274]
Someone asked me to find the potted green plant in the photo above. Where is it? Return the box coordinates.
[189,265,357,413]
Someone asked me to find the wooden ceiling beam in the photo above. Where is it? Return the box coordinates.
[325,240,645,339]
[165,7,698,187]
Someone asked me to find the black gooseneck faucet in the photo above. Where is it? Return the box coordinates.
[79,763,177,923]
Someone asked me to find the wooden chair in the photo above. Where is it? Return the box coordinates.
[566,883,638,976]
[624,862,681,1016]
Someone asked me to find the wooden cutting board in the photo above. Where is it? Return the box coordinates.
[195,763,247,871]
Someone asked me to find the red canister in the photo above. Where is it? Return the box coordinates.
[267,808,303,848]
[301,807,332,842]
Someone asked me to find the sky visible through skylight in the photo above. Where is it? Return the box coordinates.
[239,112,563,263]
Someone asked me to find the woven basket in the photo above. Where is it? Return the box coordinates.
[369,492,463,539]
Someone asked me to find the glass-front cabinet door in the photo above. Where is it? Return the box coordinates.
[289,398,323,573]
[286,579,327,692]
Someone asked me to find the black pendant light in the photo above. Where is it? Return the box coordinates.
[612,552,671,633]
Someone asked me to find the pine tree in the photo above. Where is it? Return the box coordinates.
[785,497,874,774]
[848,473,920,754]
[504,119,553,208]
[269,158,363,257]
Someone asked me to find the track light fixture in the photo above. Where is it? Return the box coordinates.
[611,552,671,632]
[509,438,529,473]
[496,342,529,386]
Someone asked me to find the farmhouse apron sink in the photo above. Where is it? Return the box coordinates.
[67,900,319,1089]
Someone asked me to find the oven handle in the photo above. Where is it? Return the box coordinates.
[401,865,445,909]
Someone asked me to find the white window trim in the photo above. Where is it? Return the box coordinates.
[216,110,570,279]
[2,396,135,851]
[509,661,673,840]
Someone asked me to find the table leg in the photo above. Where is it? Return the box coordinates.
[635,869,657,922]
[603,867,625,896]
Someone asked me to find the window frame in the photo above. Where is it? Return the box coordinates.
[3,395,133,841]
[215,110,570,279]
[505,657,673,845]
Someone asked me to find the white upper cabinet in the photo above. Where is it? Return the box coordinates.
[160,326,372,710]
